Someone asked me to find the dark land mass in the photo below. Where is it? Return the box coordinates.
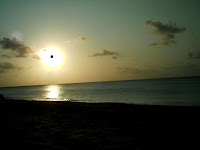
[1,100,200,150]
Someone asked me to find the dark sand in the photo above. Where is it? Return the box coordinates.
[1,100,200,150]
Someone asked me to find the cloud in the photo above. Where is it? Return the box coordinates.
[0,36,32,57]
[80,36,86,41]
[66,35,87,44]
[0,54,12,58]
[89,49,119,59]
[145,20,186,46]
[0,70,6,73]
[32,54,41,60]
[0,62,23,73]
[188,50,200,59]
[112,56,117,59]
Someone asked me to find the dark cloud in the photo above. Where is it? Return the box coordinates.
[145,20,186,46]
[0,62,23,73]
[188,50,200,59]
[0,62,17,70]
[32,54,41,60]
[150,42,160,47]
[0,36,32,57]
[0,70,6,73]
[0,54,12,58]
[80,36,86,41]
[89,49,119,59]
[112,56,117,60]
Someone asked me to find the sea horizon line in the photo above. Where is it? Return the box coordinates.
[1,75,200,88]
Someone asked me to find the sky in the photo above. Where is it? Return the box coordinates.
[0,0,200,87]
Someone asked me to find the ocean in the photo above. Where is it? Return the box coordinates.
[0,77,200,106]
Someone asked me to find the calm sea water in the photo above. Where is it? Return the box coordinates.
[0,77,200,106]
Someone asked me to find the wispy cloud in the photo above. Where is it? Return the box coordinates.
[0,36,32,57]
[0,54,12,59]
[112,56,117,60]
[32,54,41,60]
[89,49,119,59]
[188,50,200,59]
[145,20,186,46]
[66,35,87,45]
[0,62,24,73]
[80,36,86,41]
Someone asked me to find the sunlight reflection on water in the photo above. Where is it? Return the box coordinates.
[1,77,200,105]
[45,85,71,101]
[46,85,60,100]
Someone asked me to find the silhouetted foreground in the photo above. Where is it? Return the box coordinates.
[1,100,200,150]
[0,94,5,101]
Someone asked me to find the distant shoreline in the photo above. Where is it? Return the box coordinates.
[2,98,200,108]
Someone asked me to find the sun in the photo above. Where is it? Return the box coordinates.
[39,48,63,69]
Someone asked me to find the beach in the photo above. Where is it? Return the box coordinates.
[1,100,200,150]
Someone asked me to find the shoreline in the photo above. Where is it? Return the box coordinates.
[3,98,200,107]
[1,99,200,149]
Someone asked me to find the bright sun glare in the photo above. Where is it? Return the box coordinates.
[39,48,62,69]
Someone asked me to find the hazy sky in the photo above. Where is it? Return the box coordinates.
[0,0,200,87]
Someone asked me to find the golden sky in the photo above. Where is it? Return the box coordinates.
[0,0,200,87]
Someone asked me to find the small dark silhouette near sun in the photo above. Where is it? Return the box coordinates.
[50,55,53,58]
